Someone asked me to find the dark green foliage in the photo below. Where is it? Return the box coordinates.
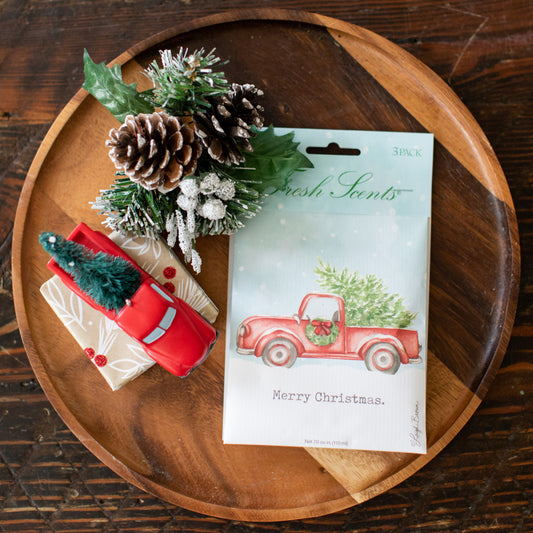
[82,50,154,122]
[40,232,142,312]
[314,258,417,328]
[223,126,314,194]
[93,176,170,237]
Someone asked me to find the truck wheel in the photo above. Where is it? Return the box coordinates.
[262,338,298,368]
[364,343,401,374]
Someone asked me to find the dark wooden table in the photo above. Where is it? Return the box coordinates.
[1,1,531,531]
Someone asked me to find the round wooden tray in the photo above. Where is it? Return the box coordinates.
[12,9,520,522]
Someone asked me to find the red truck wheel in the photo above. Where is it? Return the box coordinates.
[364,342,401,374]
[262,338,297,368]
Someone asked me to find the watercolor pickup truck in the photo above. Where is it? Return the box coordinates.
[236,293,421,374]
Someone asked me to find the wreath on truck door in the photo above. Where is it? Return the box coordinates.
[305,319,340,346]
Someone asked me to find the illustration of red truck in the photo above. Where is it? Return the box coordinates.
[236,293,422,374]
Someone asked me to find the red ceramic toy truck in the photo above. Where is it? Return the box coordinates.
[236,293,421,374]
[46,223,217,377]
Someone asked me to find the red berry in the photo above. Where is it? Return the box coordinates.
[94,355,107,367]
[163,266,176,279]
[84,347,95,359]
[163,281,175,293]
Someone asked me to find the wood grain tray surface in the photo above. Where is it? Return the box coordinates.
[11,9,520,522]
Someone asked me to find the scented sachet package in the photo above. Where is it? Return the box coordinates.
[224,128,433,453]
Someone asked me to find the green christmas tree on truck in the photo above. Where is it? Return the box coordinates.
[314,258,416,328]
[40,232,141,312]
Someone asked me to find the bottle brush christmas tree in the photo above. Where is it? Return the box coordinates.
[314,258,417,328]
[40,232,142,312]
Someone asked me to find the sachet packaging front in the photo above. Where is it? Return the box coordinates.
[224,128,433,453]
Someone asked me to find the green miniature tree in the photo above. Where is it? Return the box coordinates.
[40,232,142,312]
[314,258,417,328]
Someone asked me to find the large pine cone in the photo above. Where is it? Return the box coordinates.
[194,83,264,165]
[106,112,202,193]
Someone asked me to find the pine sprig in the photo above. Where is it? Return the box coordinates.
[144,48,229,115]
[93,171,264,239]
[92,176,174,237]
[314,258,417,328]
[195,171,263,236]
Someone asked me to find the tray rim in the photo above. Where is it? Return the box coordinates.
[11,8,520,521]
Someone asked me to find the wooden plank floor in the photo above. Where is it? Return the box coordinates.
[1,0,532,531]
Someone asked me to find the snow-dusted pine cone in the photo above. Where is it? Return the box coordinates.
[194,83,264,165]
[106,112,202,192]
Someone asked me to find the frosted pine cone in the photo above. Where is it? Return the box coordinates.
[106,112,202,193]
[194,83,264,165]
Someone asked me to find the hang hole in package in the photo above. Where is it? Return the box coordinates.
[224,128,433,453]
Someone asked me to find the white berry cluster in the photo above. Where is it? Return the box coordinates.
[167,173,236,272]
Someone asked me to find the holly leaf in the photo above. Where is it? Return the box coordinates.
[225,125,313,193]
[82,49,154,123]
